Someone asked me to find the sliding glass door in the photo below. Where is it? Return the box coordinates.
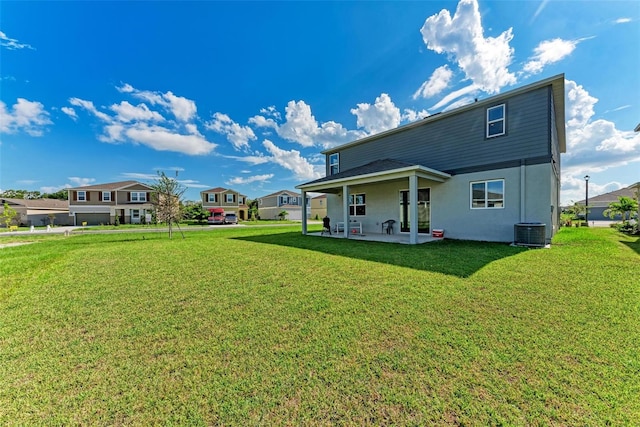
[399,188,430,233]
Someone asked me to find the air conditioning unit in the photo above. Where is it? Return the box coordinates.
[514,223,546,247]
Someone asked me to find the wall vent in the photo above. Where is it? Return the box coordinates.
[514,223,546,247]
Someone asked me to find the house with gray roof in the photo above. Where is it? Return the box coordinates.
[297,74,566,244]
[1,197,72,227]
[576,183,640,221]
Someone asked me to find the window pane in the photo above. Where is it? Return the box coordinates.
[349,206,355,216]
[487,180,504,198]
[349,194,354,204]
[488,105,504,121]
[488,121,504,136]
[355,205,366,216]
[355,194,365,205]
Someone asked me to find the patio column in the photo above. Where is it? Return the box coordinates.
[342,185,349,238]
[301,190,307,235]
[409,174,418,244]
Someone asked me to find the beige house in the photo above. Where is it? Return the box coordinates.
[68,181,155,225]
[200,187,249,220]
[309,194,327,220]
[1,198,72,227]
[258,190,304,220]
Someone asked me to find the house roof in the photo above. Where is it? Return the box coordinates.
[297,158,451,192]
[201,187,229,193]
[576,183,640,206]
[1,197,69,209]
[312,194,327,199]
[260,190,301,199]
[322,74,566,156]
[68,180,153,191]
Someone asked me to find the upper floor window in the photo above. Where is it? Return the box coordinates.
[279,195,298,205]
[102,192,111,202]
[471,179,504,209]
[238,196,244,204]
[130,192,147,202]
[486,104,505,138]
[226,194,235,203]
[77,191,86,202]
[329,153,339,175]
[208,193,217,203]
[349,193,366,216]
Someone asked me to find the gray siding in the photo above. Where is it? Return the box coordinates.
[328,86,552,175]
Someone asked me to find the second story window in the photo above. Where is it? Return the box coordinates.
[208,193,217,203]
[487,104,505,138]
[130,192,146,202]
[77,191,86,202]
[102,192,111,202]
[226,194,235,203]
[329,153,339,175]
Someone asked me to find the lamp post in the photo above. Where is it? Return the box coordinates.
[584,175,590,226]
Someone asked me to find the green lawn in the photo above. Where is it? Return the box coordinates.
[0,226,638,425]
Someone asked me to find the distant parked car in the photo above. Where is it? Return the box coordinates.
[224,213,238,224]
[208,208,225,225]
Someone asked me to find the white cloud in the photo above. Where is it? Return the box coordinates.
[110,101,164,123]
[442,96,476,112]
[615,18,632,24]
[225,153,271,165]
[0,31,34,50]
[117,83,197,122]
[40,184,71,194]
[420,0,516,94]
[69,98,113,122]
[523,38,580,75]
[561,79,640,201]
[350,93,401,135]
[263,139,323,181]
[121,172,158,180]
[401,109,430,122]
[413,65,453,99]
[0,98,52,136]
[259,105,281,120]
[226,174,274,185]
[68,177,96,187]
[251,100,362,148]
[61,107,77,120]
[205,112,257,151]
[531,0,550,23]
[123,124,217,155]
[430,84,478,111]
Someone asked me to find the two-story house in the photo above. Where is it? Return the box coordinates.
[258,190,304,220]
[200,187,248,220]
[67,180,155,225]
[310,194,327,220]
[297,74,566,244]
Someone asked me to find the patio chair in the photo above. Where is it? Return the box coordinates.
[321,216,332,235]
[382,219,395,234]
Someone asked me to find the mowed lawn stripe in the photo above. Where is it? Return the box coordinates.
[0,226,638,425]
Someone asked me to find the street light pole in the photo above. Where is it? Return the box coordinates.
[584,175,590,226]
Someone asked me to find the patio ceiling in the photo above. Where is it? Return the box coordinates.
[296,159,451,193]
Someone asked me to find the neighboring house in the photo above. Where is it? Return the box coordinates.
[258,190,304,220]
[68,181,155,225]
[200,187,248,220]
[309,194,327,220]
[0,198,72,227]
[575,182,640,221]
[297,74,566,244]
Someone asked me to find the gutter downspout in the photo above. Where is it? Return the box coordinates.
[520,160,526,223]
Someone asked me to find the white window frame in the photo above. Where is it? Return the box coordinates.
[102,191,111,202]
[226,194,234,203]
[208,193,216,203]
[131,192,147,202]
[349,193,366,216]
[486,104,506,138]
[329,153,339,175]
[77,191,86,202]
[470,179,505,209]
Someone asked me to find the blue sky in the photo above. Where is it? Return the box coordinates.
[1,0,638,204]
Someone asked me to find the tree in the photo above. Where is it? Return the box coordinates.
[603,196,638,222]
[1,202,19,228]
[278,210,288,220]
[183,201,208,225]
[247,199,259,221]
[43,189,69,200]
[150,172,186,239]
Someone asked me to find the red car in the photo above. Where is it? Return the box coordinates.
[207,208,225,225]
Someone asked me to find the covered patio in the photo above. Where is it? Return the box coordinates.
[297,159,451,245]
[306,230,441,244]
